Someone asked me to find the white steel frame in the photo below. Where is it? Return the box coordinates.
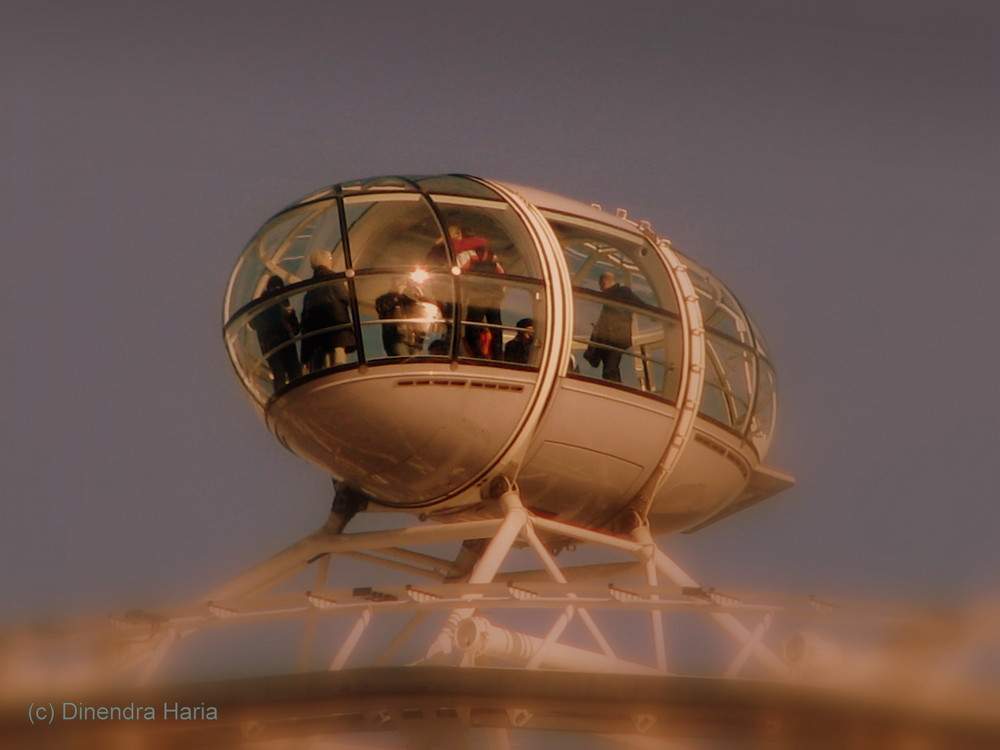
[4,486,999,749]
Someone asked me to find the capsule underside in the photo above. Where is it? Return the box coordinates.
[224,175,791,534]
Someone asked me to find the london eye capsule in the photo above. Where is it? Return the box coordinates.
[223,175,793,536]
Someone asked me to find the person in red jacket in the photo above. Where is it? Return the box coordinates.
[451,226,505,360]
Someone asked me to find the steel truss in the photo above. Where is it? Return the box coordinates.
[3,487,999,749]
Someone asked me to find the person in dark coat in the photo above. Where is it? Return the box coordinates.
[504,318,534,364]
[300,250,355,372]
[585,271,643,383]
[249,275,302,391]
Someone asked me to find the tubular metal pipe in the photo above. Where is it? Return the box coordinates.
[454,616,659,675]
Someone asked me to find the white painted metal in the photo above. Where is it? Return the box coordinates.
[3,493,999,748]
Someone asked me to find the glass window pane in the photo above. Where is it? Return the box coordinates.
[677,252,754,346]
[411,175,502,199]
[434,197,542,279]
[700,362,733,427]
[700,333,755,433]
[298,277,358,373]
[227,201,344,319]
[344,194,448,271]
[749,360,777,455]
[749,315,772,359]
[569,289,681,399]
[274,201,345,282]
[545,214,678,314]
[457,276,544,365]
[355,272,453,360]
[285,186,335,208]
[633,312,684,401]
[338,175,418,193]
[225,279,358,403]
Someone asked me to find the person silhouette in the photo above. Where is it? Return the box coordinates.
[249,275,302,391]
[300,250,355,371]
[585,271,643,382]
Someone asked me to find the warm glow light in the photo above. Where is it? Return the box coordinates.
[410,268,429,284]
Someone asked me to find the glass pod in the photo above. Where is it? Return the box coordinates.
[223,175,791,533]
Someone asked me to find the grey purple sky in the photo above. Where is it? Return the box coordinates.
[2,1,997,630]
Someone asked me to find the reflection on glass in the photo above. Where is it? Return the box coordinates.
[300,263,355,373]
[338,176,416,193]
[275,202,346,281]
[697,332,757,434]
[700,369,732,427]
[454,232,506,360]
[570,290,681,400]
[248,276,301,390]
[706,333,754,432]
[458,277,543,364]
[344,194,448,271]
[435,198,542,279]
[676,252,754,346]
[546,214,676,313]
[356,273,452,360]
[749,360,777,455]
[227,278,359,404]
[411,175,502,199]
[227,200,344,319]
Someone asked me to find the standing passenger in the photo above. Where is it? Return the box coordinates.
[249,275,301,391]
[300,250,355,372]
[585,271,643,383]
[452,226,505,360]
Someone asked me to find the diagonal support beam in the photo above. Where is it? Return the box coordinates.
[638,528,786,677]
[425,492,528,660]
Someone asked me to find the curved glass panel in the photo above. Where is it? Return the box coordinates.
[284,186,336,210]
[275,201,346,282]
[226,285,302,403]
[411,174,502,199]
[670,249,778,451]
[545,214,678,313]
[225,278,358,404]
[568,289,682,400]
[434,197,542,279]
[344,194,448,271]
[703,331,754,433]
[749,359,777,455]
[226,200,345,319]
[545,213,681,401]
[749,314,772,360]
[225,179,554,407]
[700,359,733,428]
[227,272,547,406]
[355,272,453,360]
[337,175,418,193]
[677,253,753,346]
[456,275,545,365]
